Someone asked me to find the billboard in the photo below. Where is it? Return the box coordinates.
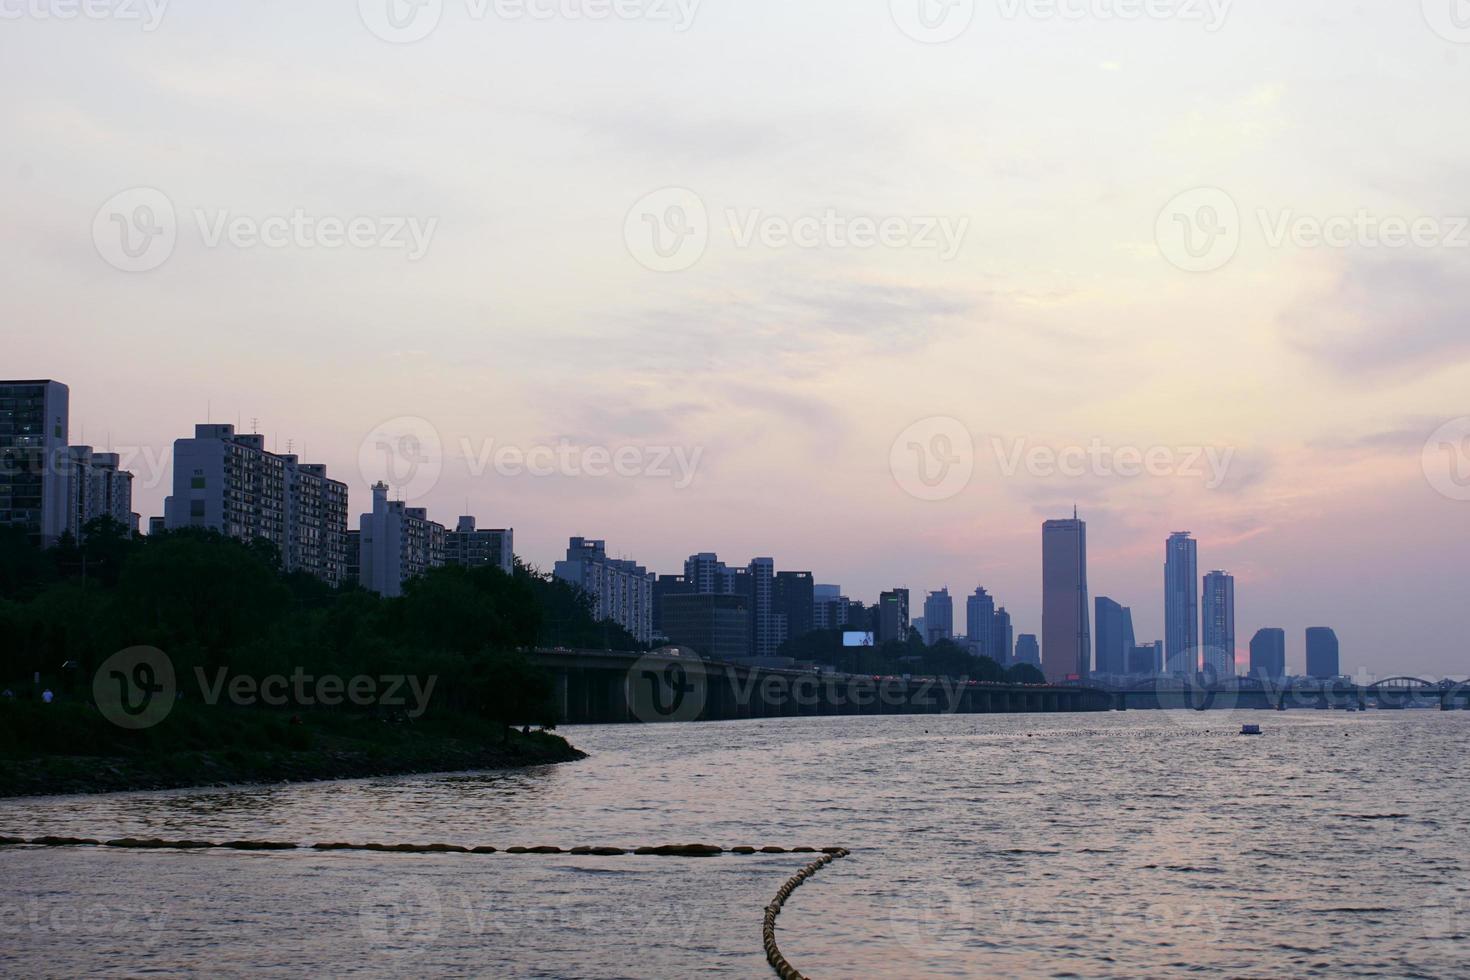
[843,631,875,648]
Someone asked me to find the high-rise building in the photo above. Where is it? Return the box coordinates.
[65,446,136,538]
[1094,597,1136,676]
[684,553,737,594]
[0,379,70,546]
[652,574,694,634]
[923,588,954,644]
[1042,513,1090,682]
[745,558,781,657]
[660,593,751,660]
[1129,641,1164,675]
[359,481,446,597]
[965,587,996,660]
[1201,570,1236,678]
[876,589,910,644]
[991,607,1014,665]
[444,516,514,575]
[1014,634,1041,667]
[554,537,655,645]
[774,570,815,643]
[1249,628,1286,681]
[1165,532,1199,675]
[165,423,348,585]
[1305,627,1340,679]
[812,584,850,632]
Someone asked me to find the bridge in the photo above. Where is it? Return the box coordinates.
[1105,676,1470,712]
[530,649,1115,725]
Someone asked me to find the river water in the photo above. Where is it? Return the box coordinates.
[2,710,1468,978]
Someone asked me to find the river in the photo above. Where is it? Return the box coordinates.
[2,710,1468,977]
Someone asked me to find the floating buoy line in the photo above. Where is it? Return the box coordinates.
[1,835,852,978]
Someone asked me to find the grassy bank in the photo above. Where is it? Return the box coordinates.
[0,701,585,798]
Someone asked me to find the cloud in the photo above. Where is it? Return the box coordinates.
[1282,252,1470,382]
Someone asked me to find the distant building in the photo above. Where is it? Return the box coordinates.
[1014,634,1041,668]
[685,552,738,594]
[1129,642,1164,675]
[745,558,781,657]
[165,423,349,585]
[359,482,445,597]
[0,379,70,546]
[1306,627,1340,679]
[444,516,514,575]
[965,587,996,660]
[1042,514,1090,682]
[344,529,361,587]
[812,584,850,632]
[924,588,954,644]
[553,537,654,645]
[1249,628,1286,681]
[991,607,1014,665]
[1165,532,1199,675]
[65,446,136,538]
[1094,597,1136,676]
[774,570,815,642]
[1201,570,1236,679]
[147,515,166,536]
[877,589,910,644]
[660,593,751,661]
[652,574,694,634]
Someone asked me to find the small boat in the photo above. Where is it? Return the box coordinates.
[1240,724,1263,736]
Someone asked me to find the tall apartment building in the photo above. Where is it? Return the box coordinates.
[991,607,1014,665]
[924,588,954,644]
[359,481,446,597]
[0,380,70,545]
[877,589,910,644]
[1094,597,1136,676]
[1165,532,1199,675]
[444,516,514,575]
[685,552,738,594]
[773,570,815,643]
[1042,513,1090,683]
[966,587,996,659]
[1201,570,1236,679]
[65,446,137,537]
[165,423,349,584]
[812,584,851,632]
[554,537,654,645]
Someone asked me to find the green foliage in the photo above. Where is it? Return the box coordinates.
[0,529,609,744]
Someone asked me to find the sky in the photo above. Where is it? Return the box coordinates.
[3,0,1469,676]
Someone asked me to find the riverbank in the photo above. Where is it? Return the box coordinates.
[0,702,585,798]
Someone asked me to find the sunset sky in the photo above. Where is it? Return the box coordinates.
[4,1,1468,675]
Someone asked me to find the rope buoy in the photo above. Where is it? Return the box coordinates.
[762,849,851,980]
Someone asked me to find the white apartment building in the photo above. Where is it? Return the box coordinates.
[554,537,654,645]
[359,481,446,597]
[65,446,137,537]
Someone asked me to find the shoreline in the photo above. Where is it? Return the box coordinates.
[0,730,586,800]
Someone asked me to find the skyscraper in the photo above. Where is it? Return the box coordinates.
[923,588,954,644]
[0,379,70,546]
[1305,627,1340,679]
[1014,634,1041,667]
[965,587,995,659]
[877,589,910,644]
[746,558,779,657]
[1249,628,1286,681]
[1164,532,1199,675]
[1094,597,1136,676]
[1201,570,1236,678]
[1042,513,1090,682]
[553,536,654,644]
[991,607,1014,665]
[774,570,815,643]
